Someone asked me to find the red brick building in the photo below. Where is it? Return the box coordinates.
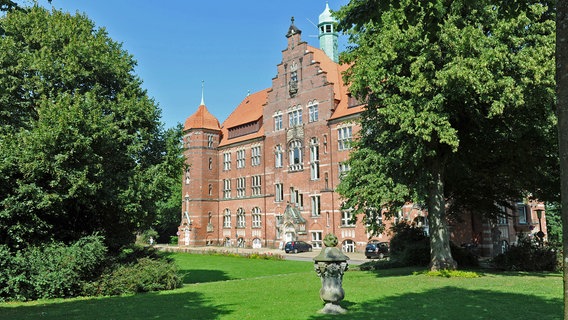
[178,4,547,256]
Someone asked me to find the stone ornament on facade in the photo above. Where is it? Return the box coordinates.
[313,233,349,314]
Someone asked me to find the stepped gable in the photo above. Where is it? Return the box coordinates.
[307,45,364,120]
[219,88,270,147]
[183,104,221,131]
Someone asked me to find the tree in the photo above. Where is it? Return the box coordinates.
[336,0,557,270]
[0,6,183,250]
[556,0,568,317]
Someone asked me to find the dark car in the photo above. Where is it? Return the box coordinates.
[284,241,313,253]
[365,241,389,259]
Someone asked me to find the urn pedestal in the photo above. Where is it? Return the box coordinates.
[313,234,349,314]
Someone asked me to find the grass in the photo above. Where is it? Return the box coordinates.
[0,253,562,320]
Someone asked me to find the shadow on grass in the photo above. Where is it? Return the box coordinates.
[309,286,561,320]
[182,269,232,284]
[0,290,232,320]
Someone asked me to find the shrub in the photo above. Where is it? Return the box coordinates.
[88,257,182,296]
[169,236,179,245]
[0,235,107,301]
[387,222,478,268]
[492,234,558,271]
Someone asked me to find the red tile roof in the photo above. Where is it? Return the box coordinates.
[307,45,364,120]
[219,89,270,147]
[184,104,221,131]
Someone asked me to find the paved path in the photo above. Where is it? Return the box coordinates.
[156,244,369,266]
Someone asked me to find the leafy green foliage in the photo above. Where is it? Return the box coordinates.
[85,257,182,296]
[335,0,557,270]
[0,235,107,301]
[0,6,183,250]
[492,234,559,271]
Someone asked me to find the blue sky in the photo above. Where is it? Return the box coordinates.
[36,0,350,129]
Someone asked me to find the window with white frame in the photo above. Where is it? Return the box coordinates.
[223,179,231,199]
[236,208,246,228]
[252,207,261,228]
[311,231,323,248]
[338,126,353,151]
[311,195,321,216]
[251,175,262,196]
[289,140,303,171]
[251,146,261,166]
[275,145,283,168]
[275,183,284,202]
[339,162,351,180]
[207,134,214,148]
[291,187,303,208]
[365,208,382,229]
[342,210,356,227]
[517,203,527,224]
[223,209,231,228]
[223,152,231,170]
[274,112,283,131]
[236,177,246,198]
[310,138,320,180]
[236,149,246,168]
[288,107,302,127]
[308,100,319,123]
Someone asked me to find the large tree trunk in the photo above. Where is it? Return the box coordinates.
[556,1,568,318]
[427,158,457,271]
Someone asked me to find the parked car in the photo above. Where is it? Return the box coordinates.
[284,241,313,253]
[365,241,389,259]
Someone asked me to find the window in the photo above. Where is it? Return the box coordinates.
[274,113,283,131]
[275,145,283,168]
[208,184,213,196]
[291,187,303,208]
[223,209,231,228]
[185,168,190,184]
[223,179,231,199]
[338,126,353,151]
[288,107,302,127]
[275,183,284,202]
[308,100,319,123]
[339,162,351,180]
[311,231,323,248]
[208,158,213,170]
[207,134,214,148]
[236,177,246,198]
[342,240,355,253]
[223,152,231,170]
[252,207,261,228]
[517,203,527,224]
[236,149,245,168]
[310,138,320,180]
[251,146,261,166]
[289,140,303,171]
[236,208,245,228]
[311,195,321,216]
[342,210,355,227]
[251,175,262,196]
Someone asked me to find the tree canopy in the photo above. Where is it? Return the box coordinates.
[335,0,557,269]
[0,6,183,250]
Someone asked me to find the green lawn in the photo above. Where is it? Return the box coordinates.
[0,253,562,319]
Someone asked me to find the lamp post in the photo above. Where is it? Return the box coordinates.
[535,209,545,246]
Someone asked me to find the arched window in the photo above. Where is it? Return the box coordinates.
[209,158,213,170]
[310,138,320,180]
[252,207,262,228]
[289,140,303,171]
[275,145,283,168]
[223,209,231,228]
[237,208,246,228]
[208,184,213,196]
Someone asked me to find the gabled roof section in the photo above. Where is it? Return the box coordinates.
[219,88,270,147]
[183,104,221,131]
[307,45,365,120]
[283,204,306,224]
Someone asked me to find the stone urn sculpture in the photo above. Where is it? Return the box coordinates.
[313,233,349,314]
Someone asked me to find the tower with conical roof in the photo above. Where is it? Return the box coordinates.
[318,2,338,62]
[178,87,221,246]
